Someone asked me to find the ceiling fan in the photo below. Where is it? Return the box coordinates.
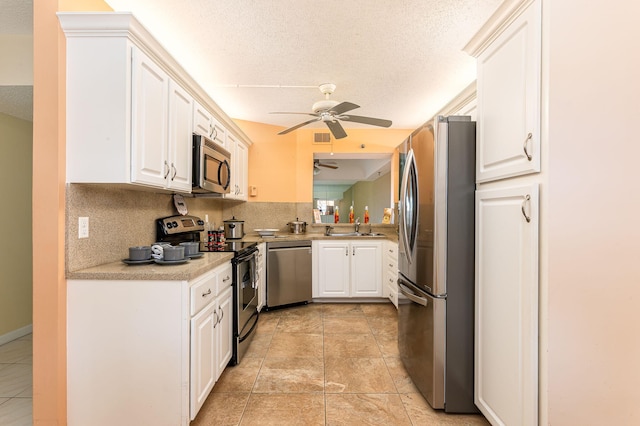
[272,83,392,139]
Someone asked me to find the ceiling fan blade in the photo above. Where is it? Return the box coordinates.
[338,114,392,128]
[329,101,360,115]
[270,111,319,117]
[278,117,321,135]
[325,119,348,139]
[317,162,338,169]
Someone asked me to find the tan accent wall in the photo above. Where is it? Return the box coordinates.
[0,114,32,337]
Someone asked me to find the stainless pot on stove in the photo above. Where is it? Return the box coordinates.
[287,218,307,234]
[224,217,245,239]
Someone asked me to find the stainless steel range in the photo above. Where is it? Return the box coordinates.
[156,215,259,366]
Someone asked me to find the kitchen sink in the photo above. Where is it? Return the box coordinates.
[327,232,386,237]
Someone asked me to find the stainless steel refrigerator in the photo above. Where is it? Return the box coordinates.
[397,115,477,413]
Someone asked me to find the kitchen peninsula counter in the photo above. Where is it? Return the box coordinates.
[66,251,234,281]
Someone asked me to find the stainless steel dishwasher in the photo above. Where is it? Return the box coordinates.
[266,240,312,309]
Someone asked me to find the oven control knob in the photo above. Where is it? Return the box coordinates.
[197,220,204,225]
[166,222,173,229]
[172,221,178,228]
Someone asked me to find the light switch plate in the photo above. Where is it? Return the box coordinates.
[78,217,89,238]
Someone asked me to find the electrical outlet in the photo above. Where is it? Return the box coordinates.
[78,217,89,238]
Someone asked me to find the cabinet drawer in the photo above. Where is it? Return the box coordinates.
[216,262,233,295]
[190,270,218,316]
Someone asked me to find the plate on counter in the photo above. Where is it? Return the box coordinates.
[187,253,204,259]
[122,258,154,265]
[154,258,190,265]
[254,228,279,237]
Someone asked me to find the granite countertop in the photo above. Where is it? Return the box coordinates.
[67,232,397,282]
[67,251,234,281]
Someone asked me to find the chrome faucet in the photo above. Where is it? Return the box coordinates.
[354,217,360,233]
[325,225,334,236]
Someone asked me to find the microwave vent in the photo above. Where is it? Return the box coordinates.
[313,132,331,143]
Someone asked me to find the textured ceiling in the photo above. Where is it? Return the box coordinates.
[0,1,502,129]
[105,0,501,131]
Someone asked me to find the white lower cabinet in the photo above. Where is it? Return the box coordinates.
[189,264,233,419]
[475,184,539,426]
[67,261,233,426]
[313,240,382,298]
[383,241,399,308]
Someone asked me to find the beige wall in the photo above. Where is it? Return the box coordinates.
[545,1,640,424]
[0,113,32,337]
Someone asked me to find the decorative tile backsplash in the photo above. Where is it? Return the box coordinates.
[65,185,323,272]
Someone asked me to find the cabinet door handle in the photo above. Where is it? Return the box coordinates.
[523,132,533,161]
[218,305,224,324]
[171,163,177,180]
[352,247,355,256]
[202,288,212,297]
[521,194,532,223]
[163,161,170,179]
[345,247,348,256]
[209,124,214,138]
[213,309,218,328]
[212,127,217,140]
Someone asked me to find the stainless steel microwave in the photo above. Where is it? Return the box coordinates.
[192,134,231,194]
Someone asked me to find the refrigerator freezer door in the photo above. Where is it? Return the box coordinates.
[398,276,446,409]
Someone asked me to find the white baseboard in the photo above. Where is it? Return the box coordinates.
[0,324,33,346]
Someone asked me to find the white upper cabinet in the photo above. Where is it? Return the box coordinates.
[167,81,194,191]
[131,49,193,191]
[225,132,249,201]
[193,100,214,138]
[465,0,541,183]
[59,12,252,194]
[130,48,170,188]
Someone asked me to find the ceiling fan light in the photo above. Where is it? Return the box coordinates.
[312,99,339,113]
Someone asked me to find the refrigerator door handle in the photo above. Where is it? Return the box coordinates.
[398,282,428,307]
[399,149,417,263]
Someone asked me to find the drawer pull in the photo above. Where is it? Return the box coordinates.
[222,275,231,283]
[202,288,212,297]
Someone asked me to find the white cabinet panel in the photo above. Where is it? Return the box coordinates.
[475,0,541,182]
[316,241,350,297]
[168,80,193,191]
[216,286,233,376]
[351,243,382,297]
[190,302,216,418]
[475,184,539,426]
[131,48,169,187]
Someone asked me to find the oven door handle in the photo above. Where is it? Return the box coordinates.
[238,309,259,343]
[235,248,258,263]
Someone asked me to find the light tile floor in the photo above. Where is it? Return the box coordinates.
[192,302,490,426]
[0,334,32,426]
[0,303,490,425]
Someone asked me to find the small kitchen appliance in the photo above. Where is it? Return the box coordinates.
[192,134,232,195]
[287,218,307,234]
[223,217,245,239]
